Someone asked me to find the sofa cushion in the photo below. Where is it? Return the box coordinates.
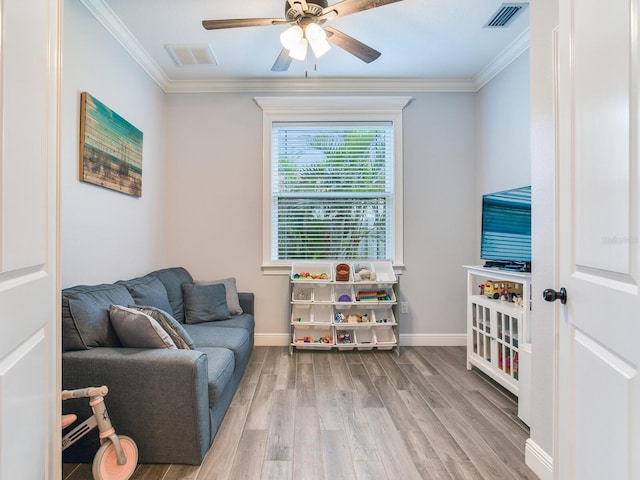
[110,305,177,349]
[200,313,255,332]
[183,324,252,365]
[117,276,173,314]
[195,278,243,315]
[182,283,231,323]
[197,347,235,405]
[62,284,134,351]
[148,267,193,323]
[129,305,196,350]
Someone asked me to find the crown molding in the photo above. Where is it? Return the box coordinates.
[81,0,528,94]
[473,28,530,90]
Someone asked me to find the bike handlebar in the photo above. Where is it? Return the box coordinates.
[61,386,108,401]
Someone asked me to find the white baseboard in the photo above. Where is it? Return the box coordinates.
[399,333,466,346]
[254,333,466,347]
[525,438,553,480]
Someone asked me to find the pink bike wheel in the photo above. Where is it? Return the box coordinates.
[92,435,138,480]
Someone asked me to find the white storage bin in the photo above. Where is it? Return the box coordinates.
[336,329,356,350]
[372,307,396,325]
[291,304,312,324]
[334,306,374,325]
[312,305,334,325]
[369,262,397,283]
[375,326,397,350]
[355,328,375,350]
[353,286,396,304]
[291,262,332,281]
[292,284,313,303]
[292,325,334,349]
[333,284,354,304]
[312,284,334,303]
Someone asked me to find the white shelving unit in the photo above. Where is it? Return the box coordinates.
[289,261,399,354]
[464,265,532,425]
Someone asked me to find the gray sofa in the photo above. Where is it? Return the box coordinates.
[61,267,254,465]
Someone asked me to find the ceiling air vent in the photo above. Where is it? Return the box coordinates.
[165,44,218,67]
[484,3,528,28]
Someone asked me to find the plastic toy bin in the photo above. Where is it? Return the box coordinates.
[372,307,396,325]
[374,326,396,350]
[291,262,333,281]
[312,284,334,303]
[291,304,312,324]
[355,328,375,350]
[333,284,354,304]
[312,305,334,325]
[334,306,374,325]
[293,325,334,349]
[353,286,395,303]
[336,329,356,350]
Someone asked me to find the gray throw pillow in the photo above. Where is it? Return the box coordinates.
[129,305,195,350]
[109,305,177,349]
[195,277,243,315]
[182,283,231,324]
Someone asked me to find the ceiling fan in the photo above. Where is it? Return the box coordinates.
[202,0,404,71]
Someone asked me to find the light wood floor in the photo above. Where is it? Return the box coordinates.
[63,346,537,480]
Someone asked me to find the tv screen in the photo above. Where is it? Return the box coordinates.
[480,185,531,270]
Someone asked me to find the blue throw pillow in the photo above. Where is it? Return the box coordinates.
[182,283,230,324]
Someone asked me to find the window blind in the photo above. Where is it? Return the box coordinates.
[271,122,394,261]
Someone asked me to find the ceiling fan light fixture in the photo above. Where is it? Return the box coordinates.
[289,37,308,60]
[280,25,304,50]
[305,23,331,58]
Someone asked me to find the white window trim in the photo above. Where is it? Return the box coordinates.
[255,96,411,275]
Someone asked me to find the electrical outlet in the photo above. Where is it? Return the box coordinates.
[400,301,409,314]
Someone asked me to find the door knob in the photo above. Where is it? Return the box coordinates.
[543,288,567,304]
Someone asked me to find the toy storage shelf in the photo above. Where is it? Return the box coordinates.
[464,265,532,425]
[289,261,399,354]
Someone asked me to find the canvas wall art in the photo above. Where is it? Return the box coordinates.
[79,92,143,197]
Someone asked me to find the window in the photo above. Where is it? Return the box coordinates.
[256,96,410,271]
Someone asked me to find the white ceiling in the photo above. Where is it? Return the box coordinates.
[88,0,530,92]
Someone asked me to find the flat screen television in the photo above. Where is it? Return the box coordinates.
[480,185,531,271]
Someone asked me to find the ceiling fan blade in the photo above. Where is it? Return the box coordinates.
[202,18,289,30]
[271,49,293,72]
[324,26,381,63]
[321,0,404,20]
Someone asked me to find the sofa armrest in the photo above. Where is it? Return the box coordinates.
[238,292,254,315]
[62,347,210,465]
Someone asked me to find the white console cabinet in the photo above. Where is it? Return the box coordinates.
[464,265,531,425]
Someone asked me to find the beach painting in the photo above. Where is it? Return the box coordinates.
[79,92,143,197]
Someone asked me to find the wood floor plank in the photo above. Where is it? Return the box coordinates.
[296,363,317,407]
[403,429,451,480]
[360,351,387,377]
[265,389,296,461]
[374,351,414,390]
[275,348,296,391]
[362,408,423,480]
[371,375,422,432]
[196,405,249,480]
[125,464,169,480]
[321,430,357,480]
[260,345,283,375]
[312,351,333,376]
[347,363,384,408]
[338,391,380,462]
[230,358,263,407]
[227,429,268,480]
[395,347,438,375]
[292,406,324,480]
[398,363,451,408]
[315,374,345,431]
[245,374,278,430]
[353,460,389,480]
[162,464,199,480]
[261,461,292,480]
[328,351,356,391]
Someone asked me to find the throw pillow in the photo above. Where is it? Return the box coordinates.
[195,277,243,315]
[109,305,177,349]
[120,276,173,314]
[129,305,196,350]
[182,283,231,324]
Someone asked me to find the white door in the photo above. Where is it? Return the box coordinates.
[0,0,61,479]
[556,0,640,478]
